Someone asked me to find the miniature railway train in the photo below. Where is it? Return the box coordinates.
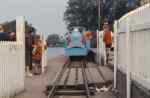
[45,29,111,98]
[65,28,93,61]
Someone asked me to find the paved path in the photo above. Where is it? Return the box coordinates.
[14,55,116,98]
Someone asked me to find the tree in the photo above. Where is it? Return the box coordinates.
[64,0,140,32]
[103,0,140,22]
[47,34,64,47]
[64,0,98,31]
[64,0,140,47]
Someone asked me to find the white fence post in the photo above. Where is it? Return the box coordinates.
[16,16,25,93]
[16,16,25,44]
[126,17,131,98]
[43,35,47,73]
[40,32,47,73]
[114,21,118,89]
[96,30,100,65]
[98,30,101,65]
[0,16,25,98]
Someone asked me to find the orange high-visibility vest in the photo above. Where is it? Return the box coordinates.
[84,31,92,40]
[103,31,112,45]
[32,46,42,61]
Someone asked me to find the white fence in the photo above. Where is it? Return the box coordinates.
[114,3,150,98]
[0,16,25,98]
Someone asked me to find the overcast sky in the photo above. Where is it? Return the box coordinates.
[0,0,68,37]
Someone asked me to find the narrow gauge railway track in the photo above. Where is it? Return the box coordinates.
[45,58,112,98]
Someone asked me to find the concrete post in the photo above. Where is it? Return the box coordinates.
[41,33,47,73]
[114,21,118,89]
[96,30,99,65]
[16,16,25,87]
[16,16,25,44]
[126,18,131,98]
[98,30,102,65]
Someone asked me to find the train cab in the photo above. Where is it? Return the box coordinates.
[65,28,92,60]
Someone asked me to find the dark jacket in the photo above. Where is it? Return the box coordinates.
[0,32,11,41]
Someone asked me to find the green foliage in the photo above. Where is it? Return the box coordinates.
[64,0,98,31]
[64,0,140,47]
[113,0,140,20]
[64,0,140,32]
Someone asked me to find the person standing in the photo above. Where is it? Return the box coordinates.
[25,33,33,77]
[83,31,92,48]
[0,24,16,41]
[64,32,71,48]
[103,22,112,64]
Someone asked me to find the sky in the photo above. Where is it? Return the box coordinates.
[0,0,68,37]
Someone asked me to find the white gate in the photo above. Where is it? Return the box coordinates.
[0,16,25,98]
[114,3,150,98]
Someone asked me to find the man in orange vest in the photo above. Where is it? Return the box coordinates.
[103,23,112,64]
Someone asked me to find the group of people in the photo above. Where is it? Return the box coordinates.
[64,29,92,48]
[0,24,47,77]
[0,24,16,41]
[26,34,47,77]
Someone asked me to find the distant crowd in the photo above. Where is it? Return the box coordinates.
[0,24,47,77]
[25,34,47,77]
[64,29,92,48]
[0,24,16,41]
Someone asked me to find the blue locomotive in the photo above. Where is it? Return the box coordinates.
[65,28,92,60]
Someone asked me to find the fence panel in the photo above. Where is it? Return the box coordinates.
[115,3,150,98]
[0,16,25,98]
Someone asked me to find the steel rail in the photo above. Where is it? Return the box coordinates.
[48,60,71,98]
[63,66,71,86]
[81,60,92,98]
[47,58,109,98]
[74,66,79,85]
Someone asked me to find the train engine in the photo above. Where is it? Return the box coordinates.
[65,28,92,61]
